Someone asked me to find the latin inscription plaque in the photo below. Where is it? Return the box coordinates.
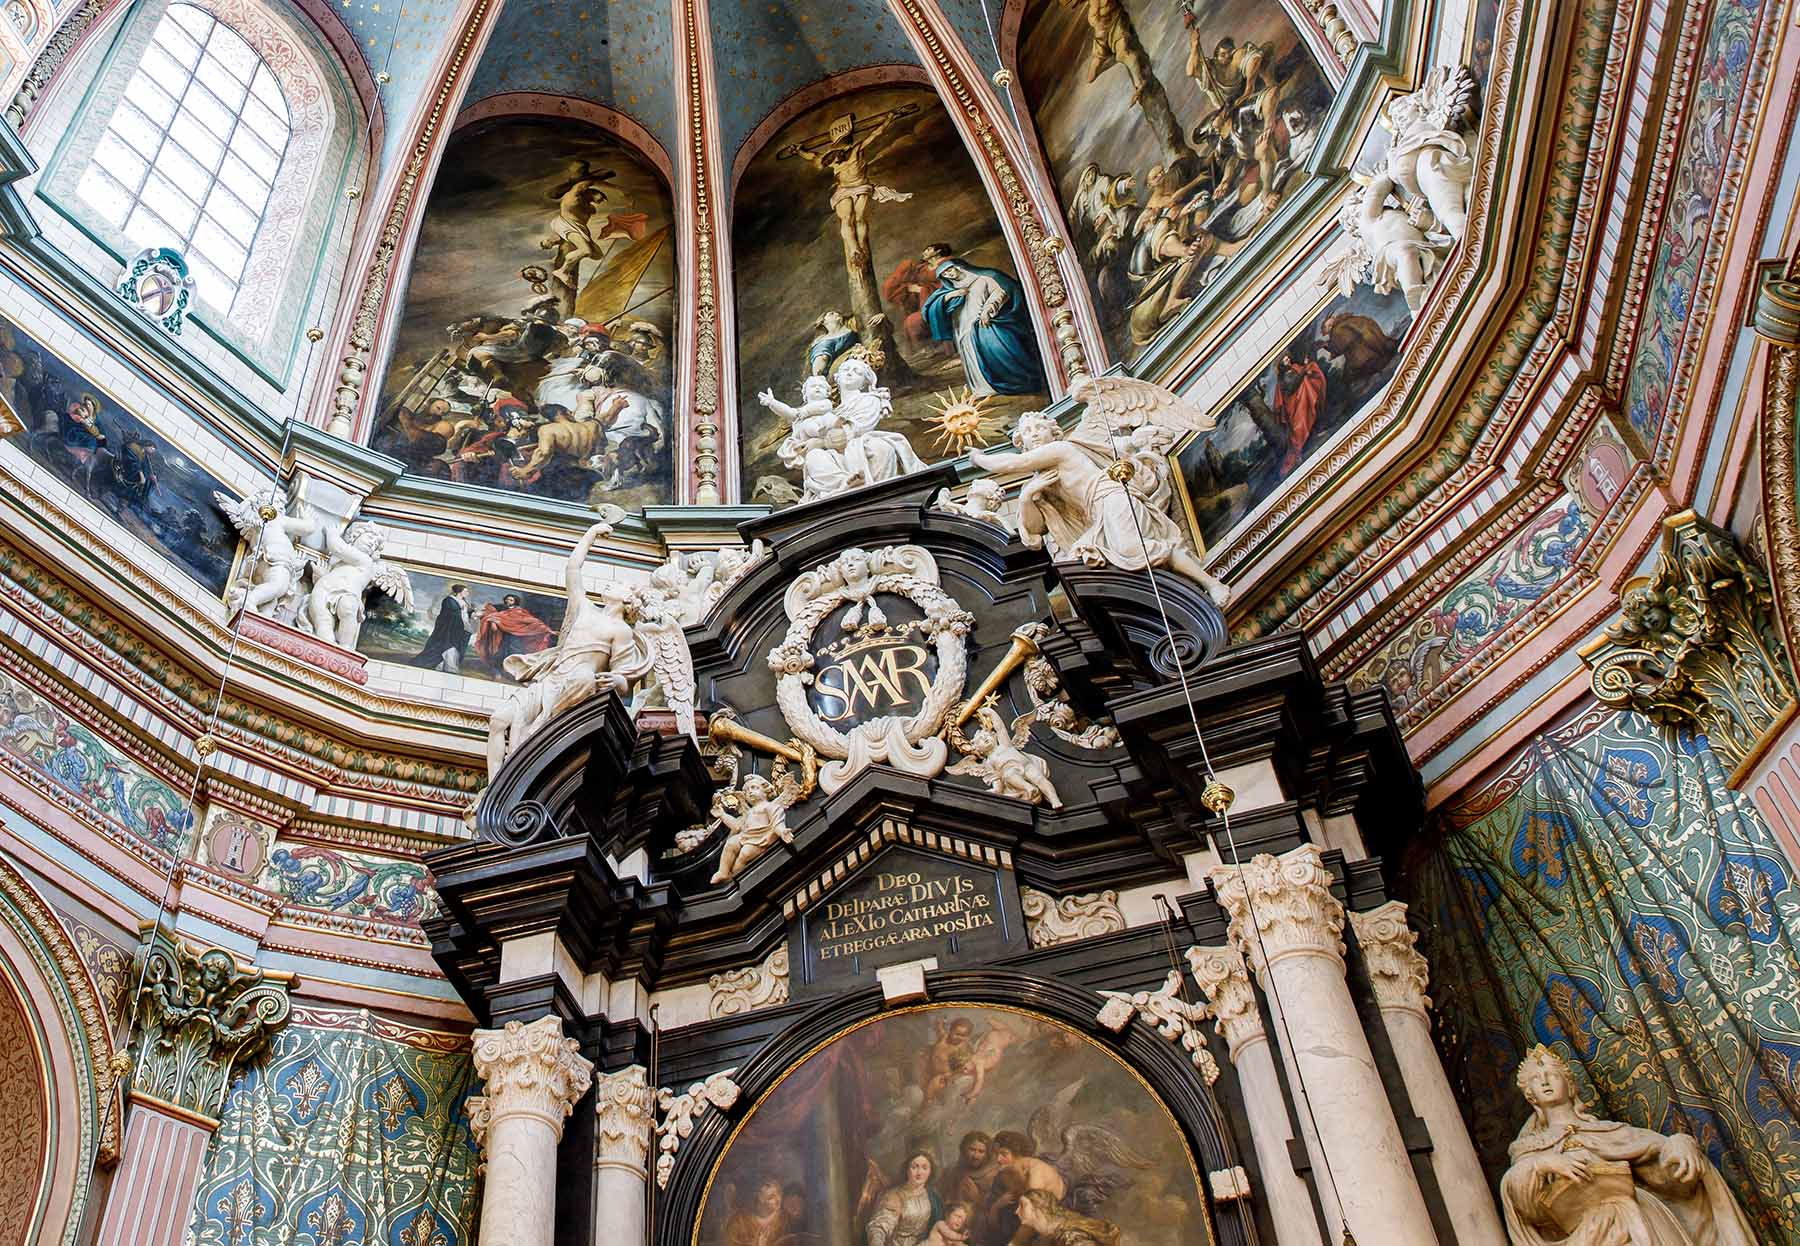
[790,846,1023,995]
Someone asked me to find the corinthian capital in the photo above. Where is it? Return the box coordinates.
[594,1065,655,1176]
[1209,843,1345,972]
[1348,901,1432,1018]
[129,928,292,1120]
[472,1016,594,1140]
[1185,943,1264,1058]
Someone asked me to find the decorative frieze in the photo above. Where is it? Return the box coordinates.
[1582,512,1796,775]
[1348,900,1432,1019]
[129,929,293,1121]
[1184,943,1264,1058]
[1209,843,1346,972]
[594,1065,656,1176]
[1096,970,1218,1083]
[470,1016,594,1140]
[707,945,790,1018]
[1020,887,1125,948]
[655,1070,740,1188]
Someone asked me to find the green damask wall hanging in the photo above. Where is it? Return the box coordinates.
[1406,706,1800,1244]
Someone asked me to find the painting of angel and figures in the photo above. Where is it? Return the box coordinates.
[696,1005,1212,1246]
[1017,0,1333,360]
[733,84,1052,510]
[373,117,677,509]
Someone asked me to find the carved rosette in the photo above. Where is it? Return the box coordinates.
[1209,844,1346,974]
[1348,901,1432,1019]
[1185,943,1264,1058]
[594,1065,655,1177]
[1095,970,1219,1083]
[470,1016,594,1142]
[129,930,293,1120]
[1581,512,1797,774]
[655,1070,740,1188]
[707,945,790,1018]
[1020,888,1126,948]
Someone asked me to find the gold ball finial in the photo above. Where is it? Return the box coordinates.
[376,70,392,84]
[992,68,1013,89]
[194,734,218,759]
[256,504,280,521]
[345,186,362,200]
[306,327,324,343]
[1106,459,1135,482]
[1200,776,1235,814]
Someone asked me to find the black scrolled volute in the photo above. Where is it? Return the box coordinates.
[1053,564,1230,692]
[475,690,641,845]
[655,969,1254,1246]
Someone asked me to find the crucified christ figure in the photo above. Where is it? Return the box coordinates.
[778,105,923,382]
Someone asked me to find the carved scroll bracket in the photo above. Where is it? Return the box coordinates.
[1096,970,1219,1083]
[655,1069,739,1188]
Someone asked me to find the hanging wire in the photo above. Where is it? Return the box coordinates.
[646,1002,661,1246]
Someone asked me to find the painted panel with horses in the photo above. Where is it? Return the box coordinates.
[1015,0,1334,363]
[696,1004,1213,1246]
[374,116,677,510]
[0,314,239,595]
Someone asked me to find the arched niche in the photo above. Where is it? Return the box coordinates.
[0,858,122,1246]
[1004,0,1334,363]
[373,103,679,511]
[662,972,1238,1246]
[730,73,1053,510]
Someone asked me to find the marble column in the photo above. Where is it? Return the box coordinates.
[592,1065,655,1246]
[1210,845,1435,1246]
[1351,901,1506,1246]
[1186,943,1323,1246]
[470,1016,595,1246]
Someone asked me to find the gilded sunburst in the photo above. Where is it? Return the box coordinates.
[925,388,1003,456]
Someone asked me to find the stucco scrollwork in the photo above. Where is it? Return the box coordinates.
[656,1070,739,1188]
[1020,887,1126,948]
[707,945,790,1018]
[1581,512,1796,775]
[1095,970,1219,1083]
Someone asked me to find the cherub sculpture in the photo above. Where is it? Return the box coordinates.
[1322,171,1445,313]
[932,478,1012,531]
[215,488,316,621]
[299,521,412,649]
[1380,64,1479,244]
[486,512,697,778]
[969,375,1232,608]
[947,695,1063,807]
[648,550,717,626]
[708,746,817,884]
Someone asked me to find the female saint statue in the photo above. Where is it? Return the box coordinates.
[1500,1045,1755,1246]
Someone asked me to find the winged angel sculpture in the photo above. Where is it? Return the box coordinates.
[970,375,1231,607]
[214,488,317,620]
[947,694,1063,807]
[486,508,697,777]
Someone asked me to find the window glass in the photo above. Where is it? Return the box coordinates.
[76,3,292,315]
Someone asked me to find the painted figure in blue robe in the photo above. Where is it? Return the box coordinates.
[919,244,1047,397]
[806,310,861,376]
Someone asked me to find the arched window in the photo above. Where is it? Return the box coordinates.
[73,2,291,315]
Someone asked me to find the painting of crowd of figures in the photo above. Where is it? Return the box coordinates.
[733,83,1052,509]
[1016,0,1333,361]
[374,116,678,510]
[698,1006,1214,1246]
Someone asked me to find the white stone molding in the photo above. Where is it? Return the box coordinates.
[1095,970,1219,1083]
[1209,843,1346,972]
[1349,900,1432,1020]
[655,1070,740,1188]
[1021,887,1126,948]
[593,1065,655,1176]
[707,945,790,1019]
[1184,943,1265,1059]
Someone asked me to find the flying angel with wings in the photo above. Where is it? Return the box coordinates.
[299,521,412,650]
[215,488,317,620]
[968,376,1231,608]
[946,695,1062,807]
[1026,1079,1157,1216]
[485,506,698,777]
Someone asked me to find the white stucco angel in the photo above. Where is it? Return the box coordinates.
[708,747,817,884]
[932,477,1012,531]
[1380,64,1479,244]
[647,550,717,626]
[947,695,1063,807]
[299,521,412,649]
[1322,171,1446,313]
[215,488,317,621]
[485,511,697,778]
[969,375,1231,608]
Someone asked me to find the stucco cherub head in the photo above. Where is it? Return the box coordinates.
[800,375,832,403]
[1013,412,1061,451]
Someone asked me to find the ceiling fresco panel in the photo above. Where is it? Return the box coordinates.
[731,82,1052,507]
[374,116,679,511]
[1015,0,1334,364]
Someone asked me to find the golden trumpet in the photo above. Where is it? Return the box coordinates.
[708,713,808,765]
[951,626,1042,728]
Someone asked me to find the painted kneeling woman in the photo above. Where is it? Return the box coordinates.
[1500,1045,1755,1246]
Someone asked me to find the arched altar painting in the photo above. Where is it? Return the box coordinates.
[1016,0,1333,362]
[734,84,1051,509]
[375,117,677,510]
[696,1005,1213,1246]
[0,974,46,1244]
